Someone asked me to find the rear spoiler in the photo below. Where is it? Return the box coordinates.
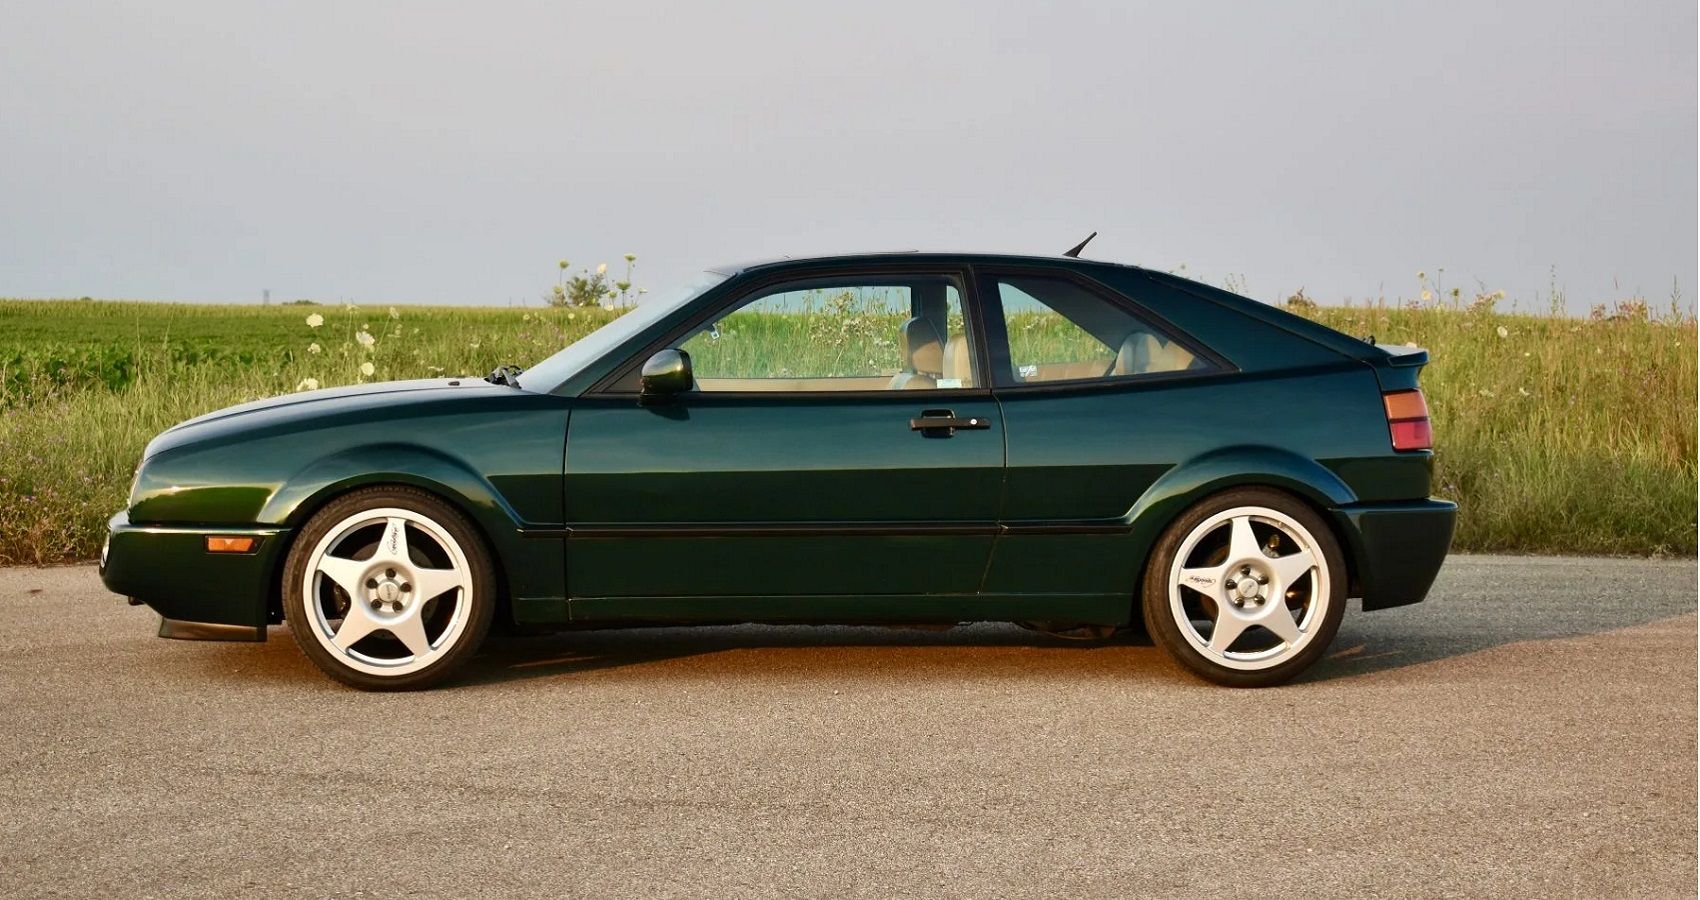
[1373,343,1429,368]
[1369,343,1429,392]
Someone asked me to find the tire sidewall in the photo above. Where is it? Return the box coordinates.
[283,486,496,691]
[1142,487,1347,687]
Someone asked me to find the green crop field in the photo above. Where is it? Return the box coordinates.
[0,294,1693,565]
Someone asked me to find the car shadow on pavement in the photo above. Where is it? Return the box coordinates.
[178,557,1697,689]
[458,623,1166,687]
[457,556,1699,687]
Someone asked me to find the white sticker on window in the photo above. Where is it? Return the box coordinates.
[937,378,962,389]
[1018,364,1038,379]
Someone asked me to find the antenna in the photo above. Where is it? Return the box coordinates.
[1062,231,1097,258]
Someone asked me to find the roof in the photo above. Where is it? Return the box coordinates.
[706,251,1138,277]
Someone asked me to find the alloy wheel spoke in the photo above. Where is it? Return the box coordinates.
[1268,549,1317,593]
[377,517,410,566]
[332,606,381,650]
[1257,602,1302,645]
[1177,564,1228,596]
[388,612,432,659]
[410,565,466,604]
[316,554,368,597]
[1208,611,1249,654]
[1226,515,1262,563]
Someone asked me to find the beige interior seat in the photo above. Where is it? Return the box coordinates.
[889,317,943,390]
[1114,331,1198,376]
[940,333,972,386]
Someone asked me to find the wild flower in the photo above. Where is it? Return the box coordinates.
[1613,299,1650,321]
[306,313,324,328]
[295,377,320,391]
[1496,326,1509,338]
[356,331,375,349]
[389,307,400,319]
[359,362,375,377]
[624,253,637,263]
[597,263,607,275]
[1469,291,1504,314]
[307,342,322,354]
[1420,290,1433,302]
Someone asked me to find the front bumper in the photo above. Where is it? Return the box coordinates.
[100,510,290,634]
[1331,498,1457,611]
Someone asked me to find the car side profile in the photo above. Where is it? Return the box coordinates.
[100,252,1456,690]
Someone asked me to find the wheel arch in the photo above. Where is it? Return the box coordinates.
[258,445,520,625]
[1124,446,1362,616]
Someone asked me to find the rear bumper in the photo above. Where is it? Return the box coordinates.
[1331,498,1457,611]
[100,510,288,631]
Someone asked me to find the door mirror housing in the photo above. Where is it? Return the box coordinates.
[639,348,693,402]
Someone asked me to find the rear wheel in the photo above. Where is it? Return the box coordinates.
[1142,488,1345,687]
[283,487,495,690]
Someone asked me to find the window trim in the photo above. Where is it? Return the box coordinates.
[587,264,998,399]
[973,265,1237,393]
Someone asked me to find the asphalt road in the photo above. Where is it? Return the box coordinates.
[0,556,1694,899]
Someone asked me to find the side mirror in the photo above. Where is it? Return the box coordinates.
[639,348,693,402]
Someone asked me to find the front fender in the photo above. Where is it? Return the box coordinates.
[259,443,522,531]
[261,443,566,623]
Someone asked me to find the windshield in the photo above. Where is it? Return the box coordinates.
[516,271,727,392]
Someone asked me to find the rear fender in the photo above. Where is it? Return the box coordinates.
[1124,445,1359,602]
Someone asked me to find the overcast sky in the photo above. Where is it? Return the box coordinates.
[1,1,1693,313]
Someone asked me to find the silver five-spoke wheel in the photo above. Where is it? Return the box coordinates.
[1144,488,1346,687]
[303,508,473,676]
[1169,506,1328,670]
[284,487,495,690]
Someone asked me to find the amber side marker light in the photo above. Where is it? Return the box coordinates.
[1383,389,1432,451]
[206,536,256,553]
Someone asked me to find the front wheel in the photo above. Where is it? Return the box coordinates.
[282,486,496,690]
[1142,488,1346,687]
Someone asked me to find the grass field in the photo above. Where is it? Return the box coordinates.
[0,294,1694,564]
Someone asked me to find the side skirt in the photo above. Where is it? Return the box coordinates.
[566,593,1131,627]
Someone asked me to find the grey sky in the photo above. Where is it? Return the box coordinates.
[1,1,1693,313]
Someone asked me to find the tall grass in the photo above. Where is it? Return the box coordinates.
[0,295,1693,564]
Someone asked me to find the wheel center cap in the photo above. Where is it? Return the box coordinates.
[377,581,401,603]
[1236,578,1260,600]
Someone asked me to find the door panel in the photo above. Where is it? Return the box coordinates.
[562,394,1004,602]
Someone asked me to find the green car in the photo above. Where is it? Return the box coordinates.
[100,252,1455,690]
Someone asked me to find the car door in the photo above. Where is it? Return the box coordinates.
[560,267,1005,621]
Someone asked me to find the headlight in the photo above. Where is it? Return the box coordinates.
[127,463,143,506]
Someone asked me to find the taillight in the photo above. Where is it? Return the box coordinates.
[1383,389,1432,451]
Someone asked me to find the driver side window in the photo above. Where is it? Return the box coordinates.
[674,275,978,392]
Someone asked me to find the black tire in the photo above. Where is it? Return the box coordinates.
[1141,487,1346,688]
[282,486,496,691]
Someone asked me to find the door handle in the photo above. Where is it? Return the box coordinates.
[910,409,991,436]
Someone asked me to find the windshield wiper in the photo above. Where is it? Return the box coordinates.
[485,364,525,387]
